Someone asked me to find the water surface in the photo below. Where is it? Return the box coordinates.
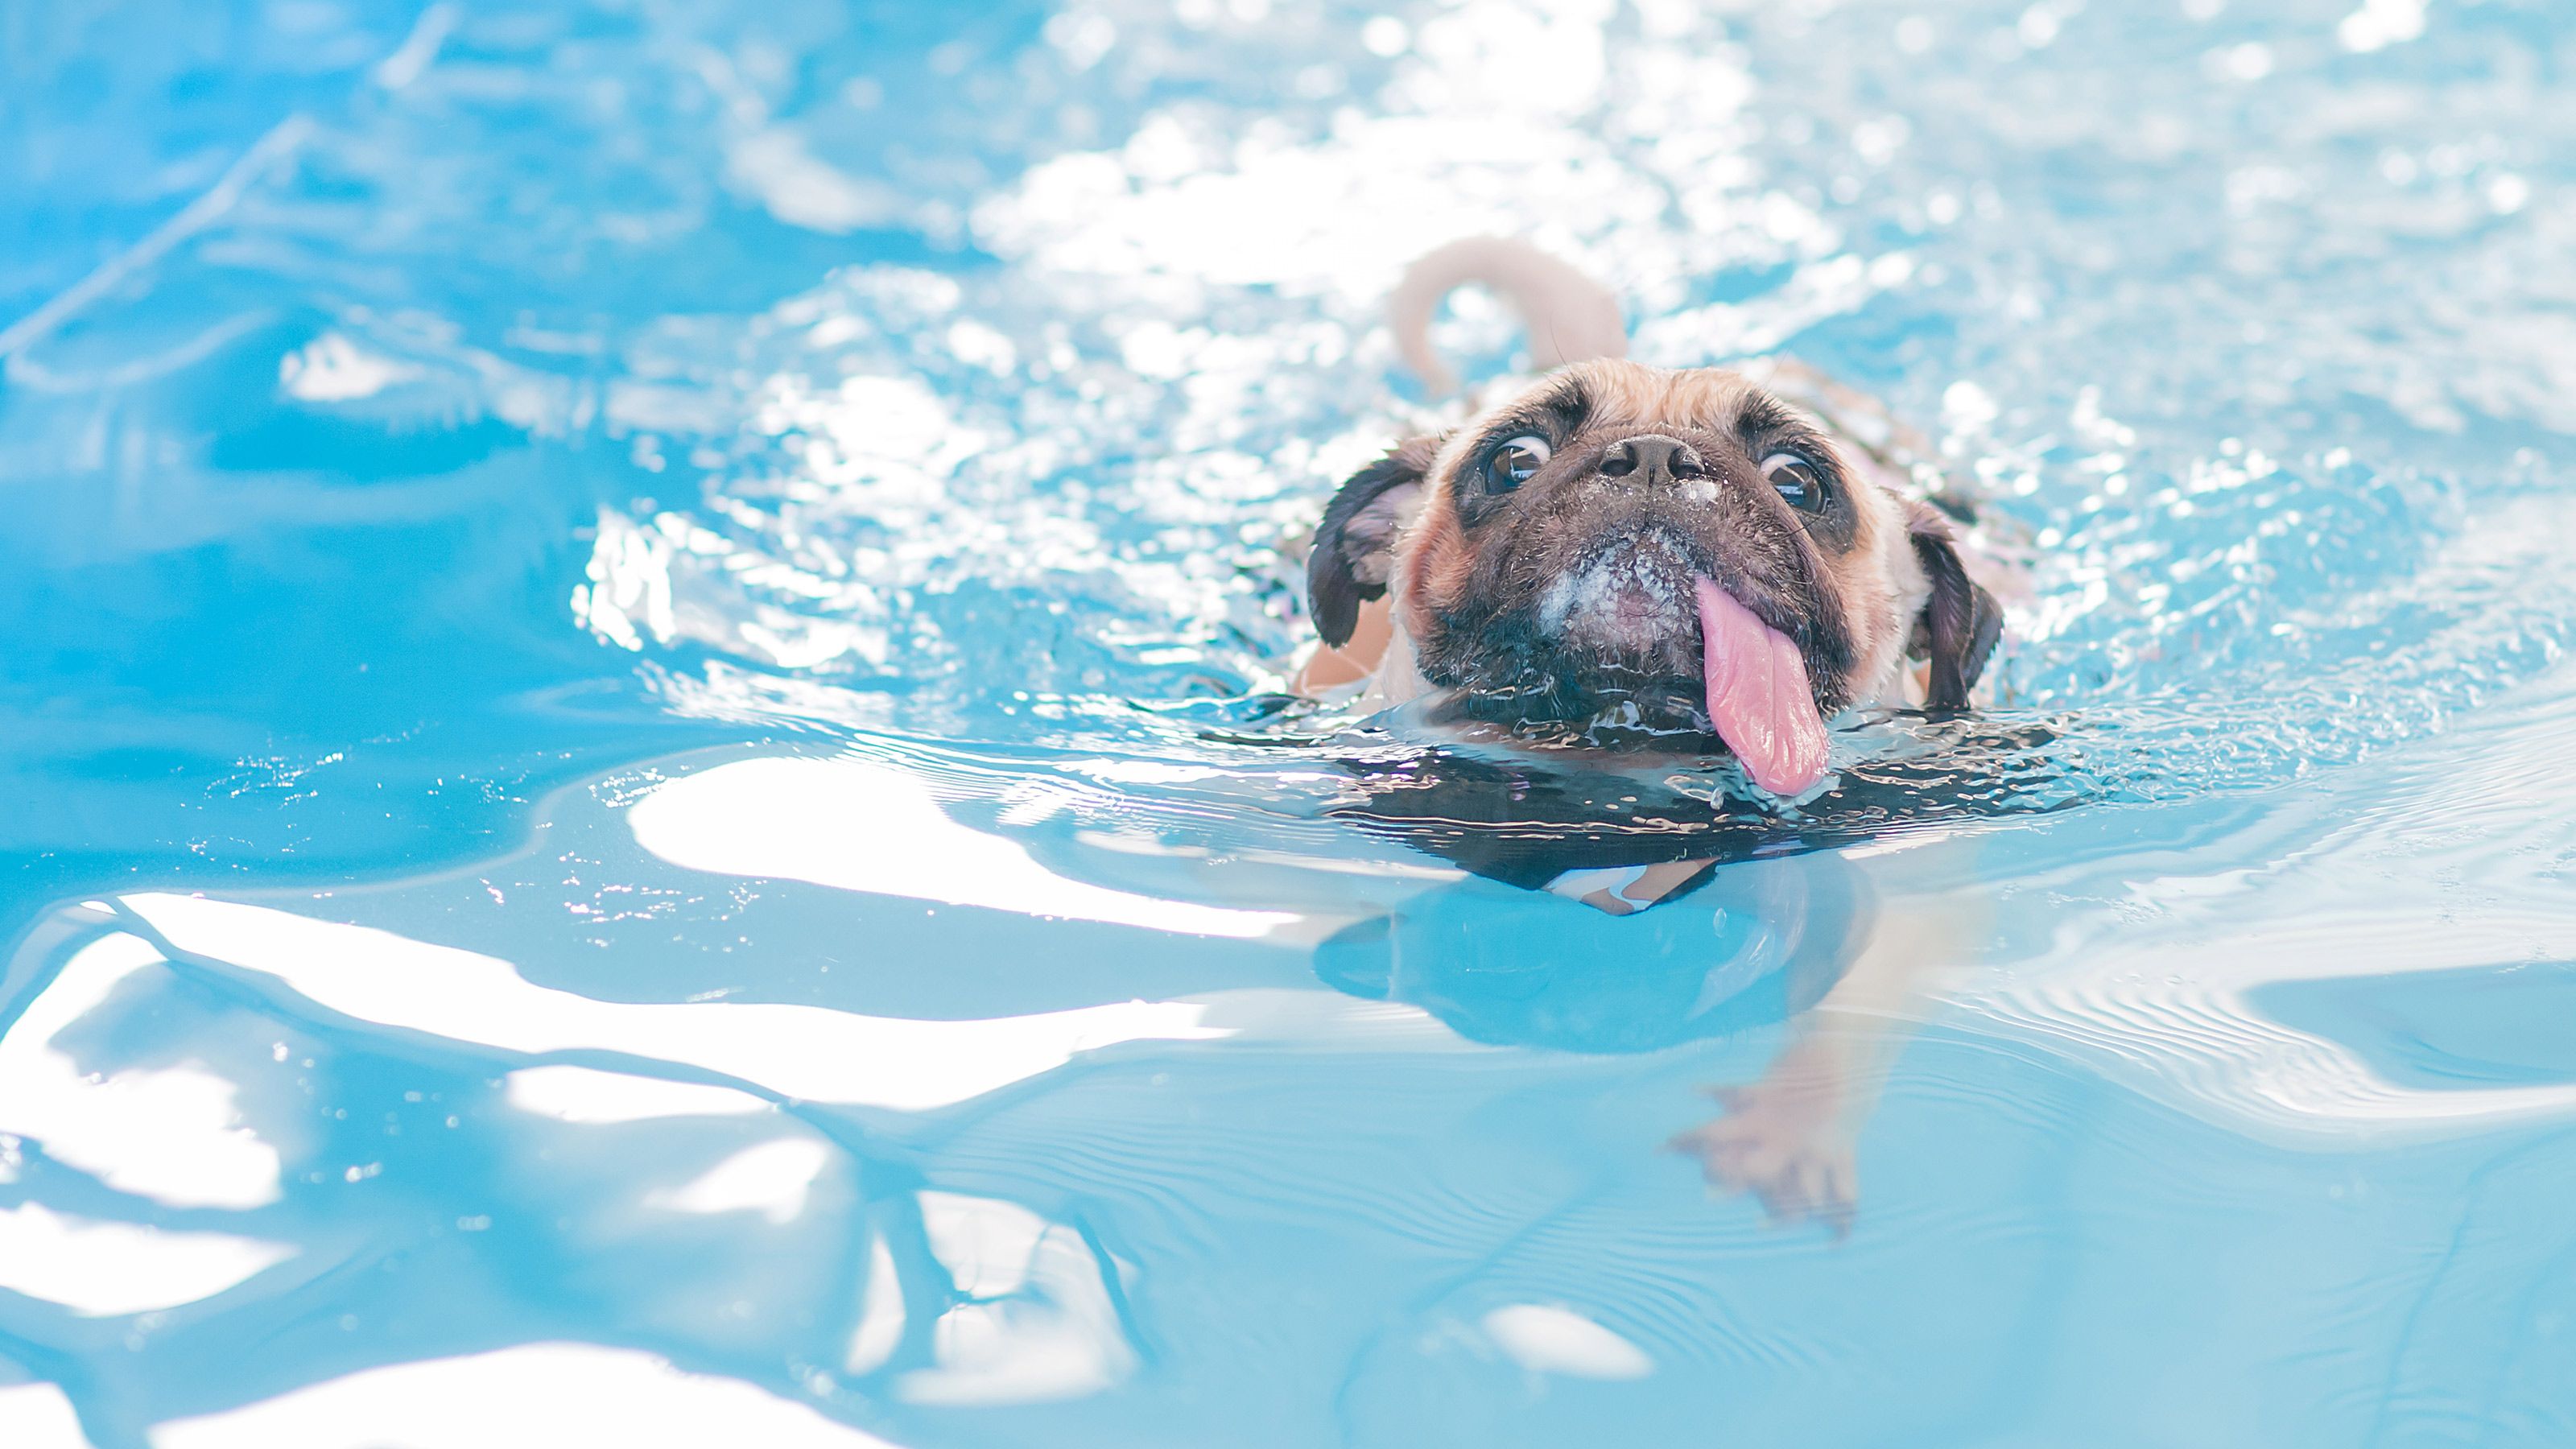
[5,2,2575,1445]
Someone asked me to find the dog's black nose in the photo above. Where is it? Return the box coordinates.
[1600,434,1706,484]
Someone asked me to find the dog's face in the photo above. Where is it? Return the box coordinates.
[1308,361,2000,793]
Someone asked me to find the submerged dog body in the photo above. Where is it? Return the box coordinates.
[1307,357,2003,795]
[1283,244,2020,1228]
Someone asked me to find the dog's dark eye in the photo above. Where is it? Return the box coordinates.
[1484,435,1551,493]
[1761,452,1827,511]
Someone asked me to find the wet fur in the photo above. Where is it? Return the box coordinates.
[1298,246,2011,1232]
[1312,358,1997,737]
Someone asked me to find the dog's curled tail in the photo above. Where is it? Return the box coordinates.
[1388,237,1629,397]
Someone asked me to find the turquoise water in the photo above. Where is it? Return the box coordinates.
[6,2,2576,1444]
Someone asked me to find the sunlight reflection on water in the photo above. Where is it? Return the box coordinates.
[4,0,2576,1445]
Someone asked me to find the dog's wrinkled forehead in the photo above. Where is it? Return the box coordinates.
[1487,361,1764,436]
[1442,361,1834,489]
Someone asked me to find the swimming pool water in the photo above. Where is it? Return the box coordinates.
[4,1,2575,1445]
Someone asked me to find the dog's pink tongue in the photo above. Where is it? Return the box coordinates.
[1694,577,1829,797]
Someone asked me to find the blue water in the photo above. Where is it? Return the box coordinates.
[6,1,2576,1445]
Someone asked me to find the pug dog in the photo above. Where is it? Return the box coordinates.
[1298,241,2006,799]
[1293,240,2020,1231]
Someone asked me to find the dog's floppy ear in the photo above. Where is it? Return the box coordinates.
[1307,436,1439,647]
[1903,501,2004,712]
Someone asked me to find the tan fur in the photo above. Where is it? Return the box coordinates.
[1400,484,1477,627]
[1369,358,1935,715]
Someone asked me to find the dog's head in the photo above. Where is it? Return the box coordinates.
[1308,360,2000,794]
